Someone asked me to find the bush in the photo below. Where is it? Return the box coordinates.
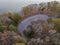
[23,30,35,38]
[47,18,53,23]
[0,22,7,32]
[12,13,21,24]
[54,23,60,33]
[9,24,17,32]
[20,38,27,43]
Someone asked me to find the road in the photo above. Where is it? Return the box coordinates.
[18,14,48,33]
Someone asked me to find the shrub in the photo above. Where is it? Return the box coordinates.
[0,22,7,32]
[9,24,17,32]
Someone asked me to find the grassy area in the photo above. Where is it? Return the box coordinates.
[13,43,25,45]
[52,18,60,24]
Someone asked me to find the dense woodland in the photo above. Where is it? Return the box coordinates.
[22,1,60,17]
[0,1,60,45]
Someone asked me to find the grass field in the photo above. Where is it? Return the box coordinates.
[13,43,25,45]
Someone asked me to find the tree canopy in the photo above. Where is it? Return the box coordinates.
[9,24,17,32]
[0,22,7,32]
[12,13,22,24]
